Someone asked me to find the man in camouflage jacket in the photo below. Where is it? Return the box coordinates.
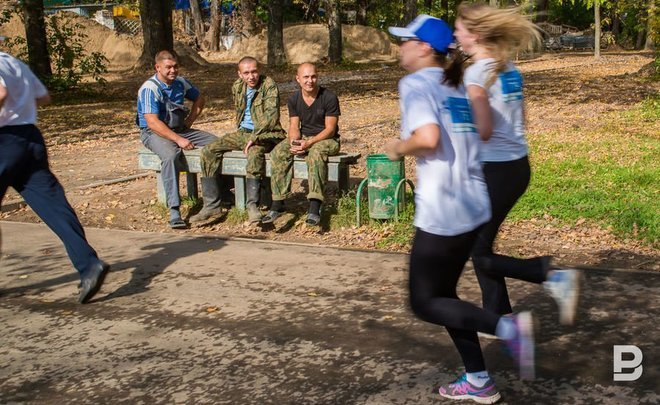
[192,56,286,223]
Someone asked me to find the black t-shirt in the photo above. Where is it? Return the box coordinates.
[287,87,340,137]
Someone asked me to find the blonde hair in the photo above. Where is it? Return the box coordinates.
[458,4,541,86]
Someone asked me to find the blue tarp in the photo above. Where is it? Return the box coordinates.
[174,0,190,10]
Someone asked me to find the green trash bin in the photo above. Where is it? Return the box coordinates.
[356,154,415,225]
[365,154,404,219]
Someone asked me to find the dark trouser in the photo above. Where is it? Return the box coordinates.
[140,127,218,208]
[410,228,500,373]
[0,124,98,274]
[472,156,548,315]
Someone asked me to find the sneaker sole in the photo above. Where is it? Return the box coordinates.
[559,269,581,325]
[439,391,501,404]
[518,311,535,380]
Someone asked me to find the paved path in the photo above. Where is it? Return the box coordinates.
[1,221,657,404]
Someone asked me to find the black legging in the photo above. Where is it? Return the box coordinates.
[472,156,549,315]
[410,228,501,372]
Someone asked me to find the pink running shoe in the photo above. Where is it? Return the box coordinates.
[502,311,536,380]
[438,374,501,404]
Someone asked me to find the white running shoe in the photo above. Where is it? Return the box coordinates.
[543,268,581,325]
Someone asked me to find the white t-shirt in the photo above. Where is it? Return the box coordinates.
[0,52,48,127]
[464,58,528,162]
[399,67,491,236]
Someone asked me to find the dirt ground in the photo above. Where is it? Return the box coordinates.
[1,51,658,272]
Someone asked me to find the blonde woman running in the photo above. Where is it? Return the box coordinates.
[454,4,580,325]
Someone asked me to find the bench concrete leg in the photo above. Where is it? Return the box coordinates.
[234,177,246,210]
[337,164,350,193]
[185,172,199,200]
[156,171,167,204]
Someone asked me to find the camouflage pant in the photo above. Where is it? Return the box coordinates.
[269,136,340,202]
[200,130,283,179]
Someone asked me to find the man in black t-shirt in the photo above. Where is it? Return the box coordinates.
[262,63,341,226]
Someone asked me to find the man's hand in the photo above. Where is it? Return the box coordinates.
[184,116,195,129]
[289,138,309,155]
[176,137,194,150]
[384,139,403,161]
[243,140,255,155]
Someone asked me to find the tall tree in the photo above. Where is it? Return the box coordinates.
[594,0,601,57]
[356,0,369,25]
[22,0,51,78]
[208,0,222,51]
[237,0,258,36]
[138,0,173,67]
[267,0,286,66]
[326,0,342,63]
[189,0,206,47]
[424,0,433,10]
[441,0,449,20]
[403,0,417,24]
[535,0,550,22]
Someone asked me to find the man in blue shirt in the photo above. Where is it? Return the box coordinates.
[137,50,219,228]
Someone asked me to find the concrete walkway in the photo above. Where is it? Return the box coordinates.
[1,221,657,404]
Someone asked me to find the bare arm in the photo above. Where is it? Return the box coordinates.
[288,116,301,142]
[384,123,440,160]
[467,85,493,141]
[36,93,51,106]
[145,113,193,150]
[184,93,205,128]
[0,84,7,110]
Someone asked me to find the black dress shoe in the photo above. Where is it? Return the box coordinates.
[78,260,110,304]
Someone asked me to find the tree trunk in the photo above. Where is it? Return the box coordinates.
[423,0,433,11]
[534,0,549,22]
[489,0,498,8]
[267,0,286,66]
[22,0,52,79]
[138,0,174,68]
[594,0,601,58]
[403,0,417,25]
[441,0,449,20]
[238,0,258,36]
[612,12,620,38]
[208,0,221,51]
[356,0,369,25]
[326,0,342,64]
[645,0,656,50]
[189,0,206,47]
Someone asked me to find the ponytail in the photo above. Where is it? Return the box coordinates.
[443,49,470,88]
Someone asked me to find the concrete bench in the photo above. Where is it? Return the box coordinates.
[137,147,361,209]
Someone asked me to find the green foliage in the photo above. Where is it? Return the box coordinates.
[44,15,108,90]
[512,96,660,246]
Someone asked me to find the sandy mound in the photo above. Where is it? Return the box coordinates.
[1,12,142,69]
[202,23,397,64]
[2,14,395,68]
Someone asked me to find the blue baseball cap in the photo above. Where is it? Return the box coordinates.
[388,14,454,53]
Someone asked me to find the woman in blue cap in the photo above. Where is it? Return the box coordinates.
[386,14,534,404]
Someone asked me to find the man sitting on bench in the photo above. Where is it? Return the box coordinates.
[137,50,218,229]
[191,56,286,224]
[262,63,341,226]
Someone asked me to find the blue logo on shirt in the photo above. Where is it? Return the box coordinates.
[445,97,476,134]
[500,70,523,102]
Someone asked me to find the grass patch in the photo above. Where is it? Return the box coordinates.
[515,96,659,246]
[328,191,415,250]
